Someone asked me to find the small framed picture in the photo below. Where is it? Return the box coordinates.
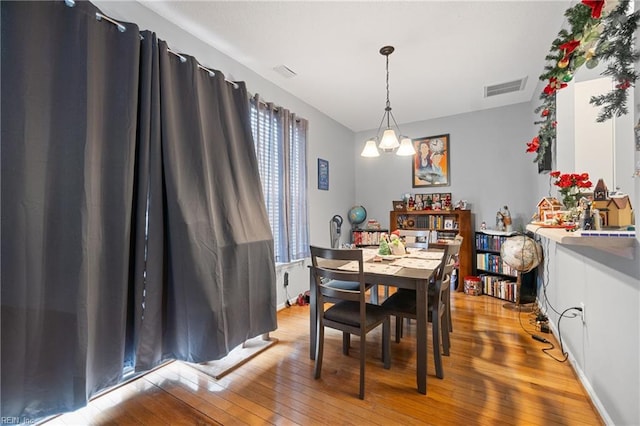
[444,219,454,229]
[318,158,329,190]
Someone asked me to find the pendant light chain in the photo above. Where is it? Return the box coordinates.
[360,45,415,157]
[385,53,391,127]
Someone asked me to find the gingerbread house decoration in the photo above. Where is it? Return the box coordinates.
[606,196,633,227]
[536,197,563,222]
[593,178,608,201]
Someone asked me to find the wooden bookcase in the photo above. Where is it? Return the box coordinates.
[389,209,473,290]
[474,231,536,303]
[351,228,388,247]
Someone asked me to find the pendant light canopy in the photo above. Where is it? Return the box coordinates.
[360,46,415,157]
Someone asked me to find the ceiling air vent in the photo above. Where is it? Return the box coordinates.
[484,77,527,97]
[273,64,297,79]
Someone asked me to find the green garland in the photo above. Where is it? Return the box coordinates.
[529,0,639,164]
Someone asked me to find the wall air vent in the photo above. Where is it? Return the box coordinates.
[273,64,297,79]
[484,77,527,97]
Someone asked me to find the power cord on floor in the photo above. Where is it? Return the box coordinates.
[533,306,582,362]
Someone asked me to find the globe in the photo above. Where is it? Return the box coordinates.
[348,205,367,227]
[500,235,543,273]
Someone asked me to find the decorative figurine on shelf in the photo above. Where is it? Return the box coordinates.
[496,210,505,231]
[407,196,415,211]
[501,205,512,232]
[581,199,593,230]
[480,221,487,230]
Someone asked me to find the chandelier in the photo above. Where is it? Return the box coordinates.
[361,45,415,157]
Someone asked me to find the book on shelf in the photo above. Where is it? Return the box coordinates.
[479,274,518,302]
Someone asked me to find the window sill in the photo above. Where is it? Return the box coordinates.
[526,224,637,259]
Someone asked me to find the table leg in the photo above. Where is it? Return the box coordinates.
[309,267,316,360]
[416,279,428,394]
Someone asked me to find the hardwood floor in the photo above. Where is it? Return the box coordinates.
[45,292,603,425]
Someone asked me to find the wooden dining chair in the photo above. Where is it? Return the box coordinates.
[431,236,463,333]
[310,245,391,399]
[381,260,454,379]
[390,238,461,341]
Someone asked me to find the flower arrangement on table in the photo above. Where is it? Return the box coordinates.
[550,170,593,210]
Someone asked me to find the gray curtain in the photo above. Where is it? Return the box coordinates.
[154,41,277,363]
[1,1,277,420]
[1,0,141,419]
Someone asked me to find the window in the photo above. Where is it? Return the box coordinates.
[250,96,309,262]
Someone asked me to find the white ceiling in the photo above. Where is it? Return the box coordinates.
[109,1,574,132]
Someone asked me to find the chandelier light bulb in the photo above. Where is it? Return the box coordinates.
[361,139,380,157]
[396,137,416,156]
[379,128,400,151]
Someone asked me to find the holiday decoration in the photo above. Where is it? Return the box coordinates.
[527,0,639,164]
[550,170,593,209]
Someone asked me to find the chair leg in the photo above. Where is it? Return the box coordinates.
[314,321,324,379]
[394,316,402,343]
[359,332,366,400]
[446,288,453,333]
[442,311,451,356]
[342,332,350,355]
[432,310,443,379]
[383,318,391,369]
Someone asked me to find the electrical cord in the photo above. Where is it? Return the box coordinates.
[532,230,564,317]
[535,306,582,362]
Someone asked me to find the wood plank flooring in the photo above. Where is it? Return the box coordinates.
[44,292,603,425]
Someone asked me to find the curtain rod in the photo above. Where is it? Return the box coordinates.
[95,12,126,33]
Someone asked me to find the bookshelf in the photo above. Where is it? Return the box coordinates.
[389,209,473,289]
[474,231,536,303]
[351,229,388,247]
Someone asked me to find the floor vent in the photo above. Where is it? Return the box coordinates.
[484,77,527,97]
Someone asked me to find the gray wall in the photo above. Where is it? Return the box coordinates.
[354,102,540,232]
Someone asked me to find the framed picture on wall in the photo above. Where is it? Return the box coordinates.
[412,134,450,187]
[318,158,329,190]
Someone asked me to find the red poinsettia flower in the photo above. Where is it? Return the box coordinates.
[582,0,604,19]
[526,136,540,153]
[550,171,561,178]
[578,180,593,188]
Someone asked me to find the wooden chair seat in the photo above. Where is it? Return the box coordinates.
[325,301,390,327]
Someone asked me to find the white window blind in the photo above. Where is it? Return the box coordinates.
[250,96,309,262]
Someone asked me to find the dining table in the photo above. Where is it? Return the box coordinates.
[309,247,445,395]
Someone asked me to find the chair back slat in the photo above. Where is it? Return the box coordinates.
[398,229,430,249]
[430,238,462,281]
[310,246,366,303]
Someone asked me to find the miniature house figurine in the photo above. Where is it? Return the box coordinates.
[593,178,608,201]
[536,197,563,222]
[606,196,633,227]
